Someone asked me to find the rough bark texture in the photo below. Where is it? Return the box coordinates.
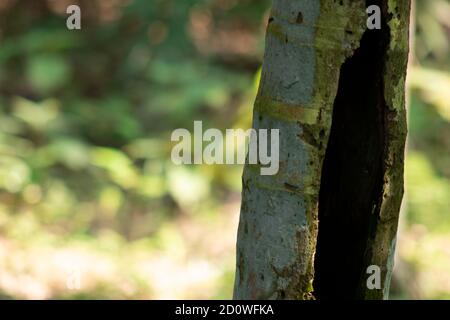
[234,0,410,300]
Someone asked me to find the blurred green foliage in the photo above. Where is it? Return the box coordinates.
[390,0,450,299]
[0,0,267,235]
[0,0,270,299]
[0,0,448,299]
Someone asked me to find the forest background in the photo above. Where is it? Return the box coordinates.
[0,0,449,299]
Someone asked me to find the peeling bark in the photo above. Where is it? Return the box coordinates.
[234,0,410,300]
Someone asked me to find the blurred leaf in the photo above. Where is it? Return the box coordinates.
[409,67,450,122]
[137,175,166,198]
[99,186,124,217]
[0,155,30,193]
[0,132,34,158]
[91,147,139,189]
[0,29,83,62]
[167,166,210,207]
[406,152,450,232]
[125,138,166,160]
[12,97,60,130]
[26,54,71,94]
[33,138,90,170]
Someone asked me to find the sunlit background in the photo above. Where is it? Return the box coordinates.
[0,0,448,299]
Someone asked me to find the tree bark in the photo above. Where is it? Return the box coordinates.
[234,0,410,300]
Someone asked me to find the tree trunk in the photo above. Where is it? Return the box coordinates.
[234,0,410,300]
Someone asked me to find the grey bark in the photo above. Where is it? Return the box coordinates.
[234,0,411,300]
